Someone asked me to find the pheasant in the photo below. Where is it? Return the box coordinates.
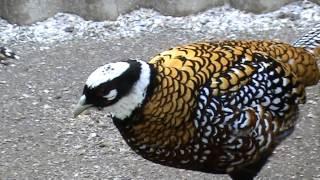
[73,25,320,180]
[0,47,20,64]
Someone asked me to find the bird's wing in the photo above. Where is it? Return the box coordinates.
[145,41,306,166]
[220,40,319,86]
[192,49,305,170]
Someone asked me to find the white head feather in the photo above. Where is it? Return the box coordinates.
[86,62,130,88]
[82,60,151,120]
[107,60,151,119]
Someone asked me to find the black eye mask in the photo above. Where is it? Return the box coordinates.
[82,60,142,108]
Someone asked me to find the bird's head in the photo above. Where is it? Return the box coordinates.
[73,59,152,120]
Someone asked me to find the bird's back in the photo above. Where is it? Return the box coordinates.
[150,39,319,86]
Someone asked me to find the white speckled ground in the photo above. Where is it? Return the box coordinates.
[0,1,320,45]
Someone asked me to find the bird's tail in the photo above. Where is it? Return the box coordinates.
[0,47,20,60]
[293,24,320,59]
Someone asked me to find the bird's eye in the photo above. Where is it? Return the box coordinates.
[103,89,118,101]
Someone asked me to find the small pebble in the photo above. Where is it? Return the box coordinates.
[65,131,74,135]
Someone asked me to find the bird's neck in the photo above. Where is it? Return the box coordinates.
[107,60,156,120]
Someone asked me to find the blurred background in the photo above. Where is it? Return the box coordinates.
[0,0,319,179]
[0,0,318,25]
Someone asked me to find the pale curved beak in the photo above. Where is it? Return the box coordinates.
[73,95,93,118]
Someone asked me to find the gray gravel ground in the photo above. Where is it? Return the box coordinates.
[0,28,319,180]
[1,1,320,45]
[0,1,320,179]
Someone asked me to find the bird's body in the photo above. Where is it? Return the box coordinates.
[113,40,314,178]
[74,25,320,180]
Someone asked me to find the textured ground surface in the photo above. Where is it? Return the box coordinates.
[1,1,320,45]
[0,1,320,179]
[0,29,319,180]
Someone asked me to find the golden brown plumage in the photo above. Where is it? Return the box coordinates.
[150,40,319,86]
[117,40,312,175]
[74,25,320,180]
